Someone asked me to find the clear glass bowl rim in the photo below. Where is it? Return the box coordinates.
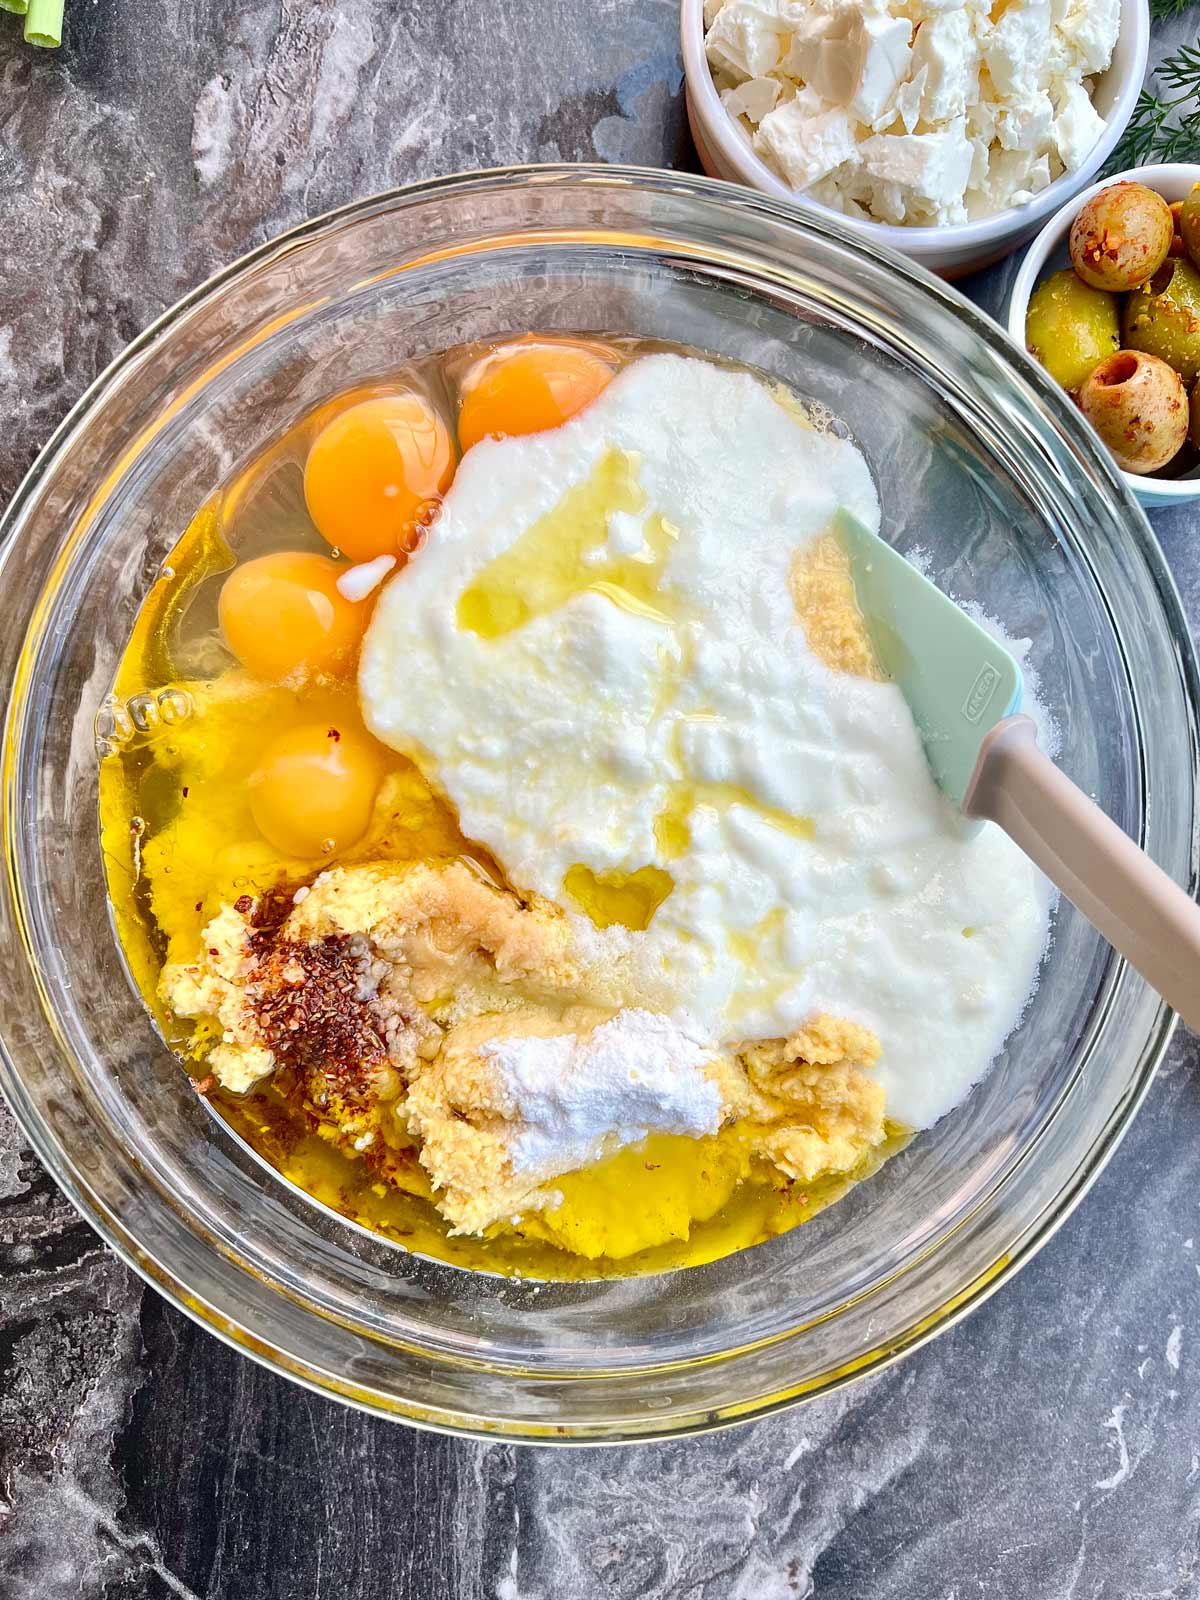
[0,163,1196,1443]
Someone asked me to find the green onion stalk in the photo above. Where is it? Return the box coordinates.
[25,0,63,45]
[3,0,63,45]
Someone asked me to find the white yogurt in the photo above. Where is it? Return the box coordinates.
[360,354,1049,1130]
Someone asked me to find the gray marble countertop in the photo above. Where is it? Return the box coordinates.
[4,4,1200,1596]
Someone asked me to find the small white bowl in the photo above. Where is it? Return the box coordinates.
[681,0,1149,279]
[1007,163,1200,509]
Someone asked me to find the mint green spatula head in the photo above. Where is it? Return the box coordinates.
[835,511,1023,808]
[833,517,1200,1032]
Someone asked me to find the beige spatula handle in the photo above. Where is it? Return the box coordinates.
[964,715,1200,1033]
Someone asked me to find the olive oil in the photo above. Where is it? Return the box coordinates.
[457,447,684,637]
[562,862,674,932]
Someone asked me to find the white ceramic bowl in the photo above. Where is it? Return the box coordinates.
[1007,163,1200,509]
[681,0,1149,279]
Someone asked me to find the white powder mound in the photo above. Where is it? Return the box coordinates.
[706,0,1120,226]
[483,1010,723,1180]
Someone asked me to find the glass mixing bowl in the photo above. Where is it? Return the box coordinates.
[1,167,1196,1442]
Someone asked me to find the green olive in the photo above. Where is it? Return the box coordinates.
[1078,350,1188,474]
[1069,182,1174,292]
[1180,183,1200,271]
[1123,257,1200,385]
[1024,269,1120,393]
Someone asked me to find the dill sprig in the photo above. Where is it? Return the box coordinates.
[1107,39,1200,171]
[1151,0,1199,19]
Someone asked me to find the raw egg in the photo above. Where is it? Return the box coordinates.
[218,551,370,682]
[304,393,454,563]
[247,722,384,858]
[302,381,397,443]
[456,342,613,453]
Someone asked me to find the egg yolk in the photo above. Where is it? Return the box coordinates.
[304,393,455,563]
[302,381,399,443]
[218,552,370,683]
[247,722,384,858]
[456,343,614,453]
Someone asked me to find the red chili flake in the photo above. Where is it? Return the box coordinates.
[327,727,341,742]
[208,948,220,957]
[247,927,398,1099]
[252,884,305,931]
[234,894,254,915]
[182,786,189,798]
[194,901,203,912]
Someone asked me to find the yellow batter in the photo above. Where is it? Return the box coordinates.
[101,498,902,1276]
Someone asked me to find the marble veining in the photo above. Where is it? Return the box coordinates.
[3,4,1200,1596]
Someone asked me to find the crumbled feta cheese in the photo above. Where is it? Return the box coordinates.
[911,9,975,124]
[1053,77,1106,169]
[1008,159,1053,207]
[967,134,990,191]
[983,0,1052,99]
[778,10,841,95]
[1058,0,1120,74]
[860,120,974,225]
[754,100,859,190]
[993,90,1055,155]
[781,6,912,122]
[705,0,1119,226]
[966,145,1052,219]
[722,74,782,123]
[706,0,787,80]
[892,64,927,134]
[851,10,913,123]
[968,96,998,147]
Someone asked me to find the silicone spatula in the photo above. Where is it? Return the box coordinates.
[836,510,1200,1032]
